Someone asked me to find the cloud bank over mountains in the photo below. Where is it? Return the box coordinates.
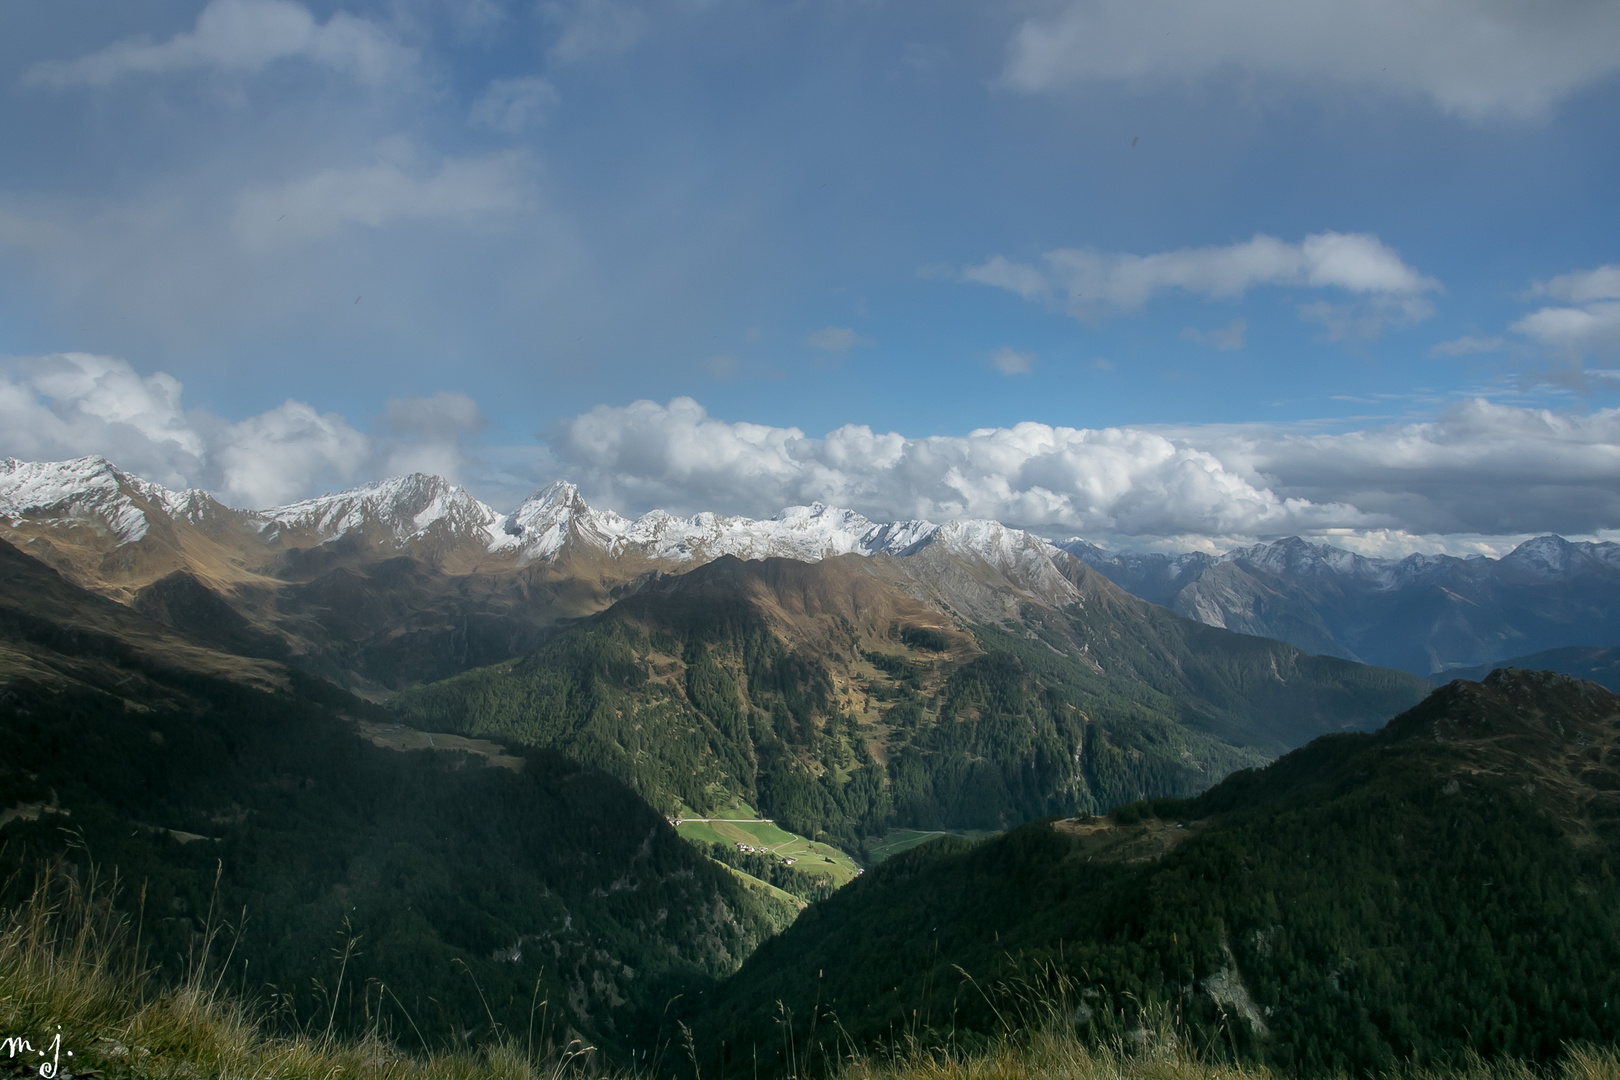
[550,397,1620,549]
[5,353,1618,555]
[0,353,476,508]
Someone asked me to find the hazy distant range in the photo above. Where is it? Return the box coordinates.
[1062,534,1620,681]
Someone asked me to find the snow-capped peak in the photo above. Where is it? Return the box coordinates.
[0,456,1109,599]
[497,487,941,564]
[1222,536,1384,580]
[1497,535,1620,579]
[262,473,504,548]
[0,455,205,544]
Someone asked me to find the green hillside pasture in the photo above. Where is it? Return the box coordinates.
[678,816,861,887]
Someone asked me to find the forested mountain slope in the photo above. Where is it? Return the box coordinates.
[0,536,785,1053]
[392,552,1428,847]
[689,668,1620,1076]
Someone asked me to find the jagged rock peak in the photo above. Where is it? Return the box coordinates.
[0,457,1089,593]
[262,473,504,547]
[0,455,218,543]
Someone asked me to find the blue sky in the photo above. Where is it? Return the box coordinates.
[2,0,1619,552]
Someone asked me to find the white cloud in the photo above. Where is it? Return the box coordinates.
[543,0,649,63]
[964,232,1438,329]
[802,327,868,352]
[7,364,1620,546]
[1182,319,1246,351]
[1529,265,1620,305]
[214,400,369,506]
[547,396,1620,543]
[471,77,561,134]
[1001,0,1620,121]
[1512,303,1620,354]
[960,255,1048,299]
[232,150,532,250]
[1223,398,1620,536]
[1508,266,1620,359]
[991,347,1034,375]
[0,353,369,507]
[24,0,415,89]
[1430,335,1505,357]
[549,396,1356,536]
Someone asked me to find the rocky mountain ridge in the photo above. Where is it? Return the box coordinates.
[1,455,1034,583]
[1062,533,1620,675]
[0,456,1086,690]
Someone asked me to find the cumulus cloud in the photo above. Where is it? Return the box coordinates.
[1510,265,1620,359]
[1512,304,1620,354]
[549,396,1355,536]
[991,347,1034,375]
[1182,319,1246,351]
[213,400,370,506]
[24,0,415,89]
[470,77,561,134]
[1224,399,1620,536]
[232,149,532,250]
[964,232,1439,326]
[802,327,868,352]
[547,396,1620,543]
[1001,0,1620,121]
[0,353,368,507]
[7,363,1620,545]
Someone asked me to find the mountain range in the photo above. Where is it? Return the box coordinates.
[0,457,978,694]
[1063,534,1620,676]
[4,452,1608,1067]
[1,454,1432,835]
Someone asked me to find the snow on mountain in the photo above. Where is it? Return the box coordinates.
[499,481,942,564]
[261,473,506,550]
[0,455,213,544]
[933,519,1079,597]
[498,481,630,559]
[0,458,1056,584]
[1219,535,1394,584]
[1497,535,1620,579]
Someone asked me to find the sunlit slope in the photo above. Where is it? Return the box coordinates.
[392,553,1429,848]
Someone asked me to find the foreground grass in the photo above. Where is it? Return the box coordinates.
[2,864,1615,1080]
[838,1026,1620,1080]
[0,866,606,1080]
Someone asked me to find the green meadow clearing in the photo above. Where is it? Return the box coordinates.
[674,797,862,887]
